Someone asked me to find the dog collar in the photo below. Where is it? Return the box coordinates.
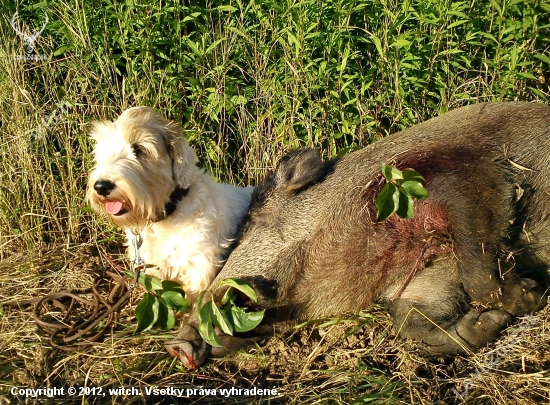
[155,186,189,222]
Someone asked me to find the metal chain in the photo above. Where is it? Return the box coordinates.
[130,230,145,288]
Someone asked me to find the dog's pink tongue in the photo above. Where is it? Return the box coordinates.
[105,201,124,215]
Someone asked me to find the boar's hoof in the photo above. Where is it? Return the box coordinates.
[496,278,543,316]
[165,323,211,370]
[449,310,512,353]
[456,310,512,347]
[420,310,512,355]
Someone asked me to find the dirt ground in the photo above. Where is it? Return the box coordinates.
[1,245,549,404]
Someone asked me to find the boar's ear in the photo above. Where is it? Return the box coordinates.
[274,148,325,194]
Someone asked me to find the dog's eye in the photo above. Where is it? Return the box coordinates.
[131,144,143,156]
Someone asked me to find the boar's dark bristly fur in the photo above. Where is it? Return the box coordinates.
[166,102,550,369]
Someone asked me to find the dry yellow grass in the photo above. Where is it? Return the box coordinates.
[1,246,549,404]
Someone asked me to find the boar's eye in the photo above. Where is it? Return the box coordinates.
[241,218,252,234]
[240,215,257,236]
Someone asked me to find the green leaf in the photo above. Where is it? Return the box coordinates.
[216,4,237,12]
[396,193,414,219]
[375,183,400,222]
[517,72,537,80]
[528,87,548,100]
[370,35,384,57]
[198,301,223,347]
[534,53,550,65]
[138,273,163,291]
[401,180,428,200]
[183,11,202,23]
[230,306,265,333]
[184,39,203,57]
[230,95,247,106]
[402,169,425,185]
[196,291,206,310]
[161,280,185,293]
[381,163,404,181]
[135,292,159,333]
[211,302,234,335]
[448,20,470,29]
[161,290,189,313]
[156,299,176,330]
[221,287,236,306]
[216,279,258,302]
[389,39,411,48]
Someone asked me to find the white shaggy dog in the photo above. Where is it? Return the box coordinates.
[87,107,253,300]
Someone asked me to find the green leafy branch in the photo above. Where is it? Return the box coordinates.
[375,163,428,222]
[126,272,190,333]
[130,273,265,346]
[196,279,265,347]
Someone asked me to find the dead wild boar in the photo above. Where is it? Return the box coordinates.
[166,102,550,369]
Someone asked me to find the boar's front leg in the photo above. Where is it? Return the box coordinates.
[386,256,512,354]
[165,314,212,370]
[165,290,275,370]
[166,312,274,370]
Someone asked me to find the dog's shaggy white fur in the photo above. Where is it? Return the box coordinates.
[87,107,253,300]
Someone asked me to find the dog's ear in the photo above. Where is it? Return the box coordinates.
[166,125,199,189]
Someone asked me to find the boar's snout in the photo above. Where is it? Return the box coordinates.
[165,322,211,370]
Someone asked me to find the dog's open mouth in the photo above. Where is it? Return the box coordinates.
[105,200,129,216]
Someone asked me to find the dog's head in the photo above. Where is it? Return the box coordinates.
[87,107,198,228]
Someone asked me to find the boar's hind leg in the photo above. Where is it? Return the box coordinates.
[393,303,512,355]
[433,171,543,316]
[387,256,512,355]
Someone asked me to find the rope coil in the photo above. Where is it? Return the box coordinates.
[3,234,147,351]
[33,270,138,352]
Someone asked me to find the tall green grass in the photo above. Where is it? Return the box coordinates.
[0,0,549,257]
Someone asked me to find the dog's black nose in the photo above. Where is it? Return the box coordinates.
[94,180,115,197]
